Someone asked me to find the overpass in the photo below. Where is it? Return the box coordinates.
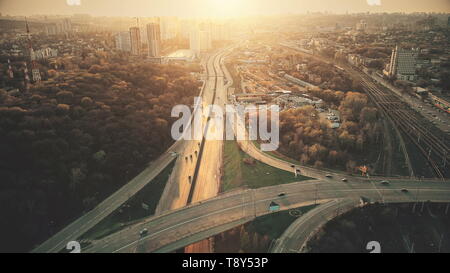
[83,178,450,253]
[33,43,450,253]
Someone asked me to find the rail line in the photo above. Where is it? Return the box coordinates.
[279,43,450,179]
[350,68,450,179]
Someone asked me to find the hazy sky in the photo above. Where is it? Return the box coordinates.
[1,0,449,17]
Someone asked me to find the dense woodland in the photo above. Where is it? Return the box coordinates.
[278,90,383,172]
[0,62,202,252]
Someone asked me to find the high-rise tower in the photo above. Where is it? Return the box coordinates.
[385,46,418,81]
[25,17,41,83]
[146,23,161,57]
[129,27,141,56]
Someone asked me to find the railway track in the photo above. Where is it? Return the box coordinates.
[280,43,450,179]
[350,68,450,179]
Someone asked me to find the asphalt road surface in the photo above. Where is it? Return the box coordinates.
[82,179,450,253]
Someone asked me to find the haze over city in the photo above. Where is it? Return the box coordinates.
[1,0,450,17]
[0,0,450,259]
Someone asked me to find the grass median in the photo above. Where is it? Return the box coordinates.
[222,141,311,192]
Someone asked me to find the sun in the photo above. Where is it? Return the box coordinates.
[209,0,248,17]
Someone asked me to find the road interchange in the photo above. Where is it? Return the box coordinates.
[32,44,450,253]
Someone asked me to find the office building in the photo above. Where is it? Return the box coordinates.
[384,46,418,81]
[115,31,131,52]
[160,17,179,40]
[146,23,161,57]
[130,27,141,56]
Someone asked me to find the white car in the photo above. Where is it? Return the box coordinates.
[140,228,148,237]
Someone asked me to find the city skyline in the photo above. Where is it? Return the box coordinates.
[1,1,450,256]
[1,0,450,17]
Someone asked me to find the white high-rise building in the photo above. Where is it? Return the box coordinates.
[115,31,131,52]
[199,31,212,51]
[129,27,141,56]
[211,23,230,41]
[147,23,161,57]
[385,46,418,81]
[189,28,200,56]
[190,29,212,57]
[160,17,179,40]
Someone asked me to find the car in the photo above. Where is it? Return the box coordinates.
[140,228,148,237]
[325,174,333,178]
[401,188,409,193]
[296,169,301,174]
[341,178,348,182]
[291,164,296,168]
[381,180,390,186]
[278,193,286,197]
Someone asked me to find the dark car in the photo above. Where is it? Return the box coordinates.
[401,189,409,193]
[278,193,286,197]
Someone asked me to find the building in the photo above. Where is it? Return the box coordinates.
[129,27,141,56]
[199,31,212,52]
[284,74,316,88]
[165,49,196,62]
[31,47,58,60]
[146,23,161,57]
[115,31,131,52]
[189,24,212,57]
[160,17,179,40]
[211,23,230,41]
[356,20,367,31]
[384,46,418,81]
[45,18,72,36]
[189,28,200,56]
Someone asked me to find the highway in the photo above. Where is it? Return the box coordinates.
[155,50,224,213]
[31,49,227,253]
[81,178,450,253]
[33,43,450,254]
[31,142,182,253]
[270,199,359,253]
[185,47,234,252]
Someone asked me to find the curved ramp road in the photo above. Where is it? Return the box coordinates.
[270,199,359,253]
[31,145,181,253]
[82,179,450,253]
[33,43,450,253]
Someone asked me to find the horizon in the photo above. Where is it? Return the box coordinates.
[1,0,450,18]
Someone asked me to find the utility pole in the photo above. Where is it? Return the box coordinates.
[438,234,444,253]
[314,184,318,205]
